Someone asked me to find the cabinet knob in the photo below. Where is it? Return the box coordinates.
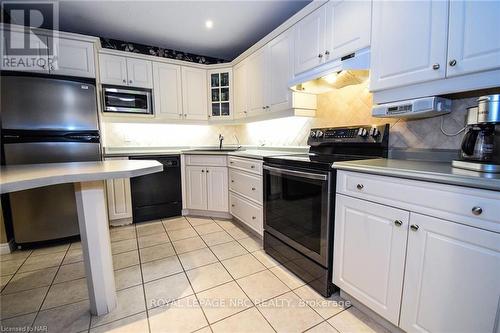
[252,216,256,220]
[178,114,182,117]
[318,53,323,58]
[394,220,403,227]
[201,169,205,173]
[231,180,234,183]
[262,106,266,110]
[129,80,133,84]
[410,224,419,231]
[206,169,209,173]
[432,63,440,70]
[252,187,256,191]
[471,206,483,216]
[230,161,234,164]
[250,165,255,169]
[122,79,126,83]
[449,59,457,67]
[325,50,330,56]
[231,204,235,207]
[356,184,364,190]
[265,106,270,109]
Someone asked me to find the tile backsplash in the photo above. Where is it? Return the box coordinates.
[103,80,476,150]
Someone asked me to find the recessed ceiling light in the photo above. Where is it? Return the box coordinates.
[205,20,213,29]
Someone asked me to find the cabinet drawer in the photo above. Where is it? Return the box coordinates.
[229,169,262,204]
[185,154,227,166]
[337,171,500,232]
[230,192,263,236]
[228,156,262,175]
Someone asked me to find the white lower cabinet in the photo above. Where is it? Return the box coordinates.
[184,166,208,210]
[334,171,500,332]
[105,158,133,224]
[183,156,228,213]
[334,194,409,325]
[228,157,263,236]
[400,213,500,333]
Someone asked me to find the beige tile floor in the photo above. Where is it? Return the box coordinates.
[0,216,389,333]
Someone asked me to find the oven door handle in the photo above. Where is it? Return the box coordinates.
[263,165,327,181]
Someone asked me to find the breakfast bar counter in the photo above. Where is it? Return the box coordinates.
[0,160,163,316]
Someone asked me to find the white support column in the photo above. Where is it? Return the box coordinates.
[74,180,117,316]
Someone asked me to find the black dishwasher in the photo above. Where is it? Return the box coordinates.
[129,155,182,223]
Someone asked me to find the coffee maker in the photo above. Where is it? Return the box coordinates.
[453,94,500,173]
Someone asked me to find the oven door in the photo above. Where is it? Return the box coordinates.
[103,86,152,114]
[263,164,332,267]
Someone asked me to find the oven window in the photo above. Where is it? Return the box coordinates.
[105,92,148,110]
[264,169,326,254]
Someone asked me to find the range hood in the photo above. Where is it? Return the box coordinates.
[289,47,370,94]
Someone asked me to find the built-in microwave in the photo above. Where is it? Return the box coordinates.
[102,85,153,114]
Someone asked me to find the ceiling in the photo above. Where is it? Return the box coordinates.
[56,1,311,61]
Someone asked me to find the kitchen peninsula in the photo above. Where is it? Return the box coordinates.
[0,160,163,316]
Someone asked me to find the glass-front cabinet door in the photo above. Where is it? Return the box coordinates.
[208,68,232,120]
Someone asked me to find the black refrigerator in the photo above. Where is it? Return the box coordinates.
[1,74,101,244]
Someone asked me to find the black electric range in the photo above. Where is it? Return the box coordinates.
[262,124,389,297]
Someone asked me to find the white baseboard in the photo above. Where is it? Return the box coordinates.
[182,209,232,220]
[109,218,133,227]
[0,239,15,254]
[340,290,404,333]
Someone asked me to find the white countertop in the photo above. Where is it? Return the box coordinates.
[333,159,500,192]
[0,160,163,194]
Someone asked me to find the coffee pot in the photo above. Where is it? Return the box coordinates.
[452,95,500,173]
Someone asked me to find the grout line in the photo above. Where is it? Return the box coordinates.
[204,217,277,333]
[29,243,72,329]
[162,216,213,330]
[133,223,152,333]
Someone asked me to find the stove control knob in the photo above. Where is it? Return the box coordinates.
[358,128,368,137]
[370,128,381,138]
[316,130,324,138]
[310,131,317,138]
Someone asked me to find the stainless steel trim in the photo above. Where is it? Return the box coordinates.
[263,165,328,180]
[452,160,500,173]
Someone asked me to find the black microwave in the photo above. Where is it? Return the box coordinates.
[102,85,153,114]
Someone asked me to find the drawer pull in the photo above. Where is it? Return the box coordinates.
[472,206,483,216]
[251,187,256,191]
[356,184,364,190]
[410,224,419,231]
[251,165,255,169]
[394,220,403,227]
[252,216,256,220]
[201,170,205,173]
[231,180,234,183]
[230,161,234,164]
[206,169,209,173]
[231,204,235,207]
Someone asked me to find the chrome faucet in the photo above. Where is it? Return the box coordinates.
[219,134,224,150]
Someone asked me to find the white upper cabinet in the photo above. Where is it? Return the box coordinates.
[181,66,208,120]
[400,213,500,333]
[208,68,232,120]
[334,194,409,325]
[370,0,449,91]
[446,0,500,77]
[233,60,248,119]
[99,54,152,88]
[99,54,128,85]
[153,62,182,120]
[266,30,293,112]
[294,7,327,74]
[126,58,153,88]
[246,48,267,115]
[2,29,95,77]
[325,0,371,61]
[51,37,95,78]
